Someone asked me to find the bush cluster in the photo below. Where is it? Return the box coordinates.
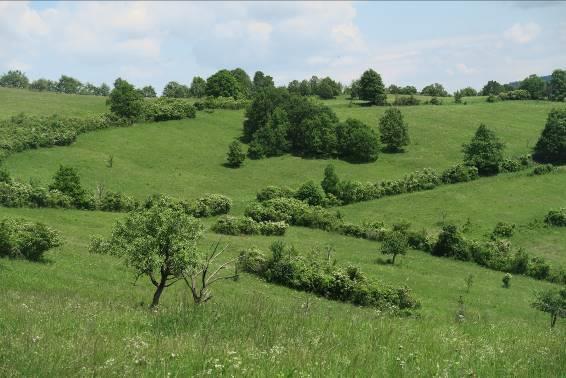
[499,90,530,101]
[239,242,420,312]
[544,208,566,227]
[212,216,288,236]
[193,96,250,110]
[440,164,479,184]
[189,194,232,217]
[531,164,556,176]
[0,218,61,261]
[0,113,131,163]
[392,95,420,106]
[142,98,196,121]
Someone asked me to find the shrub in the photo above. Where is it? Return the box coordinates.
[463,124,505,175]
[98,191,138,212]
[432,224,469,260]
[49,165,86,206]
[532,164,556,175]
[393,95,420,106]
[0,218,61,261]
[0,167,11,184]
[502,273,512,288]
[486,95,499,103]
[440,164,479,184]
[428,97,442,105]
[336,118,380,162]
[499,90,530,101]
[544,208,566,227]
[203,96,250,110]
[499,158,522,173]
[295,181,326,206]
[191,194,232,217]
[213,216,260,235]
[528,257,551,280]
[0,70,29,88]
[226,141,246,168]
[143,98,196,121]
[239,242,420,312]
[491,222,515,239]
[259,221,288,236]
[533,109,566,165]
[321,164,340,196]
[421,83,448,97]
[256,186,295,202]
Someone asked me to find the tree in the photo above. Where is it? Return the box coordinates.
[107,78,144,119]
[301,112,337,157]
[459,87,478,97]
[295,181,326,206]
[309,75,320,95]
[533,108,566,164]
[243,86,290,141]
[206,70,240,98]
[336,118,380,162]
[162,81,190,98]
[358,69,387,105]
[481,80,503,96]
[231,68,253,97]
[348,79,361,99]
[49,165,85,203]
[531,288,565,328]
[317,81,335,99]
[520,74,546,100]
[140,86,157,98]
[321,164,340,195]
[454,90,463,104]
[421,83,448,97]
[98,83,110,96]
[226,140,246,168]
[89,197,205,308]
[30,78,50,92]
[299,80,311,96]
[378,108,410,152]
[381,231,408,264]
[463,124,505,175]
[0,70,29,88]
[548,69,566,102]
[189,76,207,98]
[252,107,290,156]
[253,71,275,92]
[57,75,82,94]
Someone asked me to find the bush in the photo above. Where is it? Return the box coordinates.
[532,164,556,175]
[203,96,250,110]
[143,98,196,121]
[499,90,530,101]
[528,257,551,280]
[486,95,499,103]
[432,224,469,260]
[421,83,448,97]
[49,165,86,206]
[191,194,232,217]
[239,242,419,312]
[336,118,380,162]
[98,191,138,212]
[428,97,442,105]
[544,208,566,227]
[502,273,512,288]
[440,164,479,184]
[213,216,260,235]
[295,181,326,206]
[0,218,61,261]
[491,222,515,239]
[463,124,505,175]
[226,140,246,168]
[499,158,522,173]
[259,221,288,236]
[378,108,409,152]
[321,164,340,195]
[533,109,566,165]
[256,185,296,202]
[393,95,420,106]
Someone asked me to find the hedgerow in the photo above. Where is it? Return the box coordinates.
[239,242,420,313]
[193,96,250,110]
[142,98,196,121]
[212,215,288,236]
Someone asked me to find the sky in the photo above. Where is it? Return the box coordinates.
[1,1,565,93]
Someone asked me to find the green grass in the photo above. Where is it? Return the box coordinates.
[1,92,565,376]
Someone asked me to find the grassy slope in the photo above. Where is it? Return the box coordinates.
[1,93,565,376]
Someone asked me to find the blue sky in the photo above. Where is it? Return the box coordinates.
[1,1,565,93]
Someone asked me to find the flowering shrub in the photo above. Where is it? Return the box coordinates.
[190,194,232,217]
[256,185,296,202]
[499,90,530,100]
[143,98,196,121]
[212,216,287,236]
[440,164,479,184]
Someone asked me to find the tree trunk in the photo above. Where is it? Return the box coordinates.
[150,271,168,308]
[392,253,397,265]
[551,313,557,328]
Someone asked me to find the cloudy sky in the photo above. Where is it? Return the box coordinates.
[1,1,565,93]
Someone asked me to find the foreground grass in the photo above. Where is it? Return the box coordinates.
[0,208,564,376]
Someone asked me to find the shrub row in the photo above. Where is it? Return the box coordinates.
[239,242,420,313]
[142,98,196,121]
[498,90,530,101]
[0,218,61,261]
[194,96,250,110]
[212,215,288,236]
[0,113,131,163]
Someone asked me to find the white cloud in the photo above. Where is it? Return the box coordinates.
[504,22,541,44]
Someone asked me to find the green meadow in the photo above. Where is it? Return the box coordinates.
[1,88,565,376]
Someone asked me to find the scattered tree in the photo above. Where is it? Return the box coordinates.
[57,75,82,94]
[206,69,240,98]
[162,81,190,98]
[381,231,409,264]
[89,196,205,308]
[231,68,253,98]
[463,124,505,175]
[252,107,290,156]
[226,140,246,168]
[321,164,340,195]
[548,69,566,102]
[107,78,144,119]
[421,83,448,97]
[378,108,410,152]
[336,118,380,162]
[533,108,566,164]
[481,80,503,96]
[189,76,207,98]
[0,70,29,88]
[520,74,546,100]
[531,288,565,328]
[358,69,387,105]
[253,71,275,92]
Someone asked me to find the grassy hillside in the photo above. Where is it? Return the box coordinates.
[1,92,565,376]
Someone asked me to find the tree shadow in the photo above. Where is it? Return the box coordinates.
[375,257,393,265]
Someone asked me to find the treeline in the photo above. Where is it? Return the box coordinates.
[0,70,111,96]
[481,70,566,102]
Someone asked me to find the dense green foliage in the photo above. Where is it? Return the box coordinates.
[143,98,196,121]
[226,140,246,168]
[421,83,448,97]
[162,81,191,98]
[107,78,144,119]
[378,108,410,152]
[548,69,566,102]
[481,80,504,96]
[0,218,61,261]
[531,288,565,327]
[533,108,566,164]
[358,69,387,105]
[463,124,505,175]
[499,89,530,101]
[520,74,546,100]
[189,76,207,98]
[206,70,240,98]
[336,118,381,162]
[0,70,30,88]
[544,208,566,227]
[213,215,288,236]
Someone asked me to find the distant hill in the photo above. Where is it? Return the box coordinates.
[507,74,552,89]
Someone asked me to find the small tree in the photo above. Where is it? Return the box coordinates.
[321,164,340,195]
[520,74,546,100]
[336,118,381,162]
[454,90,463,104]
[531,288,565,328]
[381,231,408,264]
[358,69,387,105]
[0,70,29,88]
[89,197,205,308]
[378,108,410,152]
[295,181,325,206]
[548,69,566,102]
[107,78,144,119]
[206,70,240,98]
[162,81,190,98]
[481,80,503,96]
[502,273,512,288]
[226,140,246,168]
[533,108,566,164]
[189,76,207,98]
[49,165,85,203]
[462,124,505,175]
